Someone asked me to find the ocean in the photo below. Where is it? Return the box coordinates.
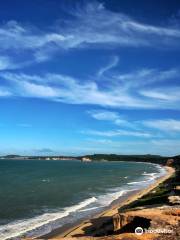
[0,159,166,239]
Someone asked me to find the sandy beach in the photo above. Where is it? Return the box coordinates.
[41,166,175,239]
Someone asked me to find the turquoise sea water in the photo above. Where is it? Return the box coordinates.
[0,159,166,239]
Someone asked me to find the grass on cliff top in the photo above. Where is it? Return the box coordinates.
[120,170,179,211]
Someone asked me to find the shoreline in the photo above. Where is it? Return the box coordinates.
[41,165,175,239]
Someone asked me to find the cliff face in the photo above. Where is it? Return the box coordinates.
[81,207,179,239]
[166,159,174,167]
[112,207,180,240]
[113,213,150,233]
[61,166,179,240]
[113,213,129,231]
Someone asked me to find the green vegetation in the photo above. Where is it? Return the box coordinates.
[3,155,21,158]
[121,165,180,210]
[80,154,180,166]
[2,154,179,167]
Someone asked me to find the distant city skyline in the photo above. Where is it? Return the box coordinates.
[0,0,180,156]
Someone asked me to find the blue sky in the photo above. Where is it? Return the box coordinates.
[0,0,180,156]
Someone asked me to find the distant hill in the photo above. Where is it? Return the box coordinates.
[3,155,21,158]
[1,153,179,167]
[79,154,180,167]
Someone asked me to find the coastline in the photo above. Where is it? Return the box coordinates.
[41,165,175,239]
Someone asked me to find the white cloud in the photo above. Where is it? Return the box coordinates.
[87,109,134,128]
[0,2,180,68]
[140,87,180,101]
[0,55,33,71]
[143,119,180,132]
[1,67,180,110]
[0,21,66,51]
[0,56,18,71]
[86,138,113,144]
[114,69,179,89]
[0,88,12,97]
[84,129,152,138]
[0,72,147,107]
[98,56,119,77]
[87,109,120,121]
[87,111,180,138]
[61,2,180,49]
[20,81,60,98]
[0,57,12,70]
[124,20,180,37]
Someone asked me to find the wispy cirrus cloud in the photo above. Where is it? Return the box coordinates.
[0,72,154,108]
[0,20,68,65]
[87,109,121,121]
[83,129,152,138]
[0,57,12,71]
[54,2,180,49]
[0,2,180,68]
[20,81,60,98]
[87,109,134,128]
[97,56,119,77]
[143,119,180,132]
[0,21,67,51]
[0,56,20,71]
[113,68,179,89]
[87,109,180,137]
[0,86,12,97]
[140,87,180,101]
[0,65,180,109]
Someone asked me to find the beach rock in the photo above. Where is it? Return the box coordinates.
[113,213,126,231]
[168,196,180,204]
[166,159,174,166]
[175,186,180,191]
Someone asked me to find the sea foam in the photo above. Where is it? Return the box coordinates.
[0,163,167,240]
[0,197,97,240]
